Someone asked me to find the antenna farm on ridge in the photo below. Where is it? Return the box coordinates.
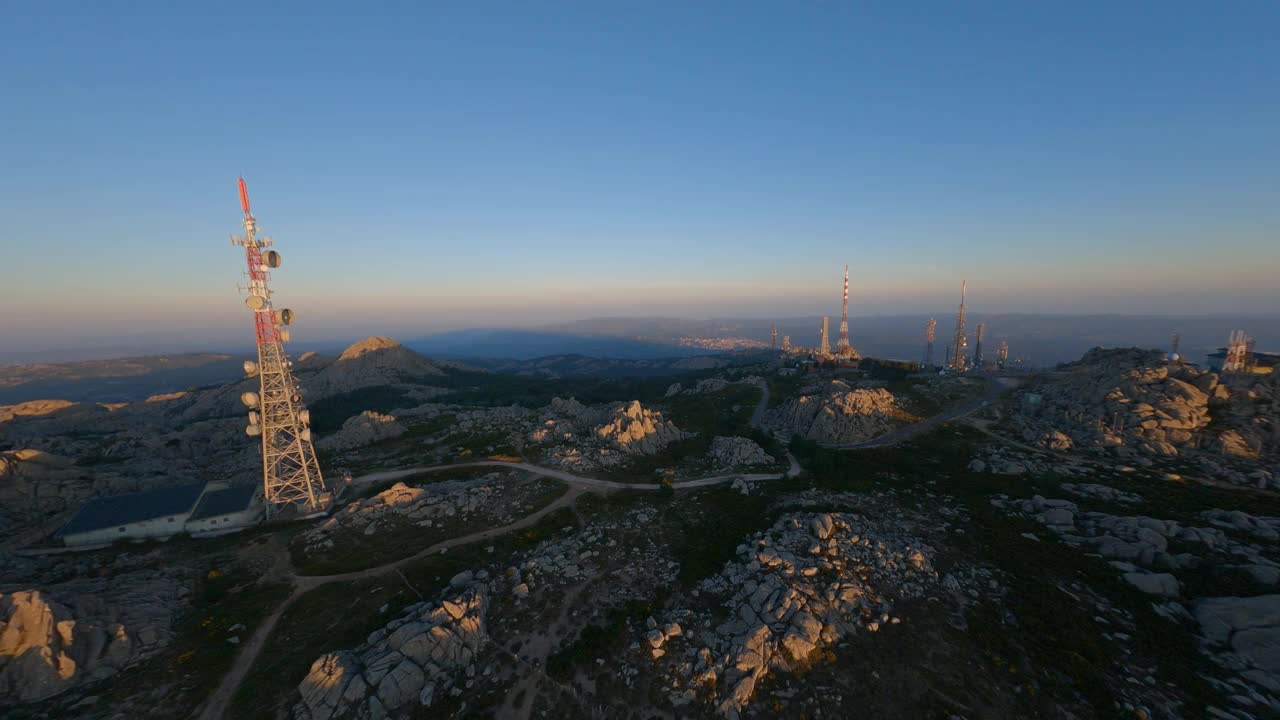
[231,178,331,518]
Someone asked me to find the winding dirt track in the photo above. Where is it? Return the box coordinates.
[197,377,988,719]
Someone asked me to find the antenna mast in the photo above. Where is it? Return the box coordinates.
[924,318,936,367]
[231,178,329,518]
[950,280,968,371]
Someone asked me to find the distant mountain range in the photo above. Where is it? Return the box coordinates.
[5,314,1276,404]
[402,328,712,361]
[540,314,1280,367]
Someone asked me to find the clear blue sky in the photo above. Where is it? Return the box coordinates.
[2,2,1278,356]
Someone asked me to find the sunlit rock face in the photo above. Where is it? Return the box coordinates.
[644,510,939,716]
[294,588,488,719]
[0,569,188,703]
[762,381,900,445]
[1012,347,1279,477]
[530,398,692,471]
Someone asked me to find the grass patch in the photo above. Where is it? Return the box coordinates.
[292,476,567,575]
[53,567,292,720]
[308,386,415,434]
[230,507,579,720]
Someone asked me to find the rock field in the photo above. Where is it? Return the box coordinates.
[654,509,939,716]
[0,566,189,704]
[294,587,488,719]
[1010,348,1279,487]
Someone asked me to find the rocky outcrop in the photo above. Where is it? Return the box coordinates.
[651,511,938,716]
[761,381,900,445]
[992,494,1280,594]
[1195,595,1280,713]
[1012,348,1279,473]
[531,398,691,471]
[709,436,774,468]
[0,568,188,703]
[294,588,487,719]
[317,411,405,452]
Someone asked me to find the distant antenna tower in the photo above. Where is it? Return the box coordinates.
[770,323,778,350]
[924,318,936,367]
[972,323,986,369]
[950,280,969,371]
[1170,332,1181,358]
[996,340,1009,370]
[782,335,792,353]
[819,316,831,356]
[231,178,329,518]
[1224,330,1255,374]
[835,264,856,356]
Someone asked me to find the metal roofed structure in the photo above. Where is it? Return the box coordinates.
[59,484,206,546]
[189,484,260,521]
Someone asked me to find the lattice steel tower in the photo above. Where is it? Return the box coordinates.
[973,323,986,369]
[771,323,778,350]
[231,178,329,518]
[836,264,856,356]
[924,318,936,366]
[996,340,1009,370]
[950,280,969,371]
[819,316,831,356]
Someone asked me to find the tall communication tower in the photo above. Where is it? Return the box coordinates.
[819,316,831,356]
[924,318,937,366]
[972,323,986,369]
[770,323,778,350]
[782,335,792,353]
[950,280,969,371]
[231,178,329,518]
[835,264,855,356]
[996,340,1009,370]
[1170,332,1182,358]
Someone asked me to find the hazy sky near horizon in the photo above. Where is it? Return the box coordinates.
[3,2,1279,356]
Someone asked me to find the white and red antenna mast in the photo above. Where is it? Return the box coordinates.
[231,178,329,518]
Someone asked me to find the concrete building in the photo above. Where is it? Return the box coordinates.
[59,481,264,547]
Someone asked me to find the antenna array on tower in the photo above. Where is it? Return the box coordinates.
[231,178,330,518]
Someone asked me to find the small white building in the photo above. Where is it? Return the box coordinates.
[186,482,264,537]
[59,481,264,547]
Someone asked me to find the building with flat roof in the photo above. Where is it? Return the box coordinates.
[1206,349,1279,375]
[59,481,265,547]
[59,484,205,547]
[187,483,264,537]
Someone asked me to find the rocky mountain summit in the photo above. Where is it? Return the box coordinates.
[762,381,901,445]
[305,337,449,399]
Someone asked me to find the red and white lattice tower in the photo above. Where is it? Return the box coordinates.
[950,280,969,371]
[835,264,858,357]
[924,318,937,366]
[231,178,329,518]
